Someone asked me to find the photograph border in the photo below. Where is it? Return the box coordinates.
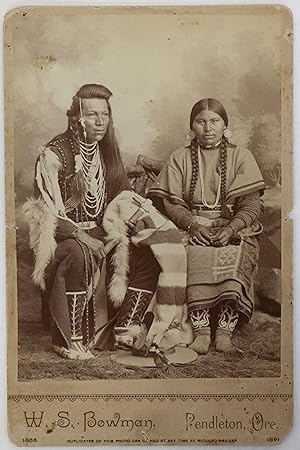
[4,4,293,446]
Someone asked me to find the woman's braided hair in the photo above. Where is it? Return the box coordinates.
[219,137,231,218]
[188,98,231,218]
[188,138,199,204]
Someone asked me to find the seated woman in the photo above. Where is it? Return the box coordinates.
[24,83,160,360]
[148,98,265,354]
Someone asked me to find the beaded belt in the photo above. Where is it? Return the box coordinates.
[76,221,98,230]
[190,204,234,213]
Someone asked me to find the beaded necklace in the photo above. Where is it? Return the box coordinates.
[79,140,107,218]
[189,137,229,216]
[197,146,221,209]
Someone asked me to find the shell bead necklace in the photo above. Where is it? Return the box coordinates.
[197,146,221,209]
[79,140,106,218]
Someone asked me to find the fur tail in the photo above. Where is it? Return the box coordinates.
[102,210,130,307]
[23,197,57,290]
[108,231,130,306]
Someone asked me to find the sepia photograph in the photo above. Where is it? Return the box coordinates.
[5,5,292,446]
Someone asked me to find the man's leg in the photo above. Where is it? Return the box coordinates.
[50,239,97,359]
[111,244,160,348]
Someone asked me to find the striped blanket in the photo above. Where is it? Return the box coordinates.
[102,191,187,335]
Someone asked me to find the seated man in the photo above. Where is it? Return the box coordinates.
[24,83,160,360]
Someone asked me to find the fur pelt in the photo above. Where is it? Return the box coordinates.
[23,147,65,290]
[102,190,171,307]
[23,197,57,290]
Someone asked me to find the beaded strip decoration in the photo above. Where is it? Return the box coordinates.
[189,309,210,330]
[49,132,107,220]
[76,239,97,348]
[218,301,239,332]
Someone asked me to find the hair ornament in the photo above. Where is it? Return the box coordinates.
[78,97,87,141]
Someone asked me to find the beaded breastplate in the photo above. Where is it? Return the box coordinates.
[47,132,107,223]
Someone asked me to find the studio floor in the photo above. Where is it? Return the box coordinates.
[17,260,281,381]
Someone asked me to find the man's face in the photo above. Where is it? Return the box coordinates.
[81,98,110,143]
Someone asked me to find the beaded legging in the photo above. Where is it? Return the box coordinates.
[49,237,99,348]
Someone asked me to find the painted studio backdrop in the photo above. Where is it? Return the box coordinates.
[12,9,281,379]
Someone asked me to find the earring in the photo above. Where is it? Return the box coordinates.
[223,128,232,139]
[187,130,196,141]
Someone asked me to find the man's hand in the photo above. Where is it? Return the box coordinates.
[189,223,212,246]
[127,216,156,235]
[74,230,117,258]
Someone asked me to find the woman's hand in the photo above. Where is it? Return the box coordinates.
[189,222,212,246]
[210,226,234,247]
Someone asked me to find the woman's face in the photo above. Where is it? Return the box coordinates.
[81,98,110,143]
[192,109,225,146]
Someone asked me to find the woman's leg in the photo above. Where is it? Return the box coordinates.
[188,308,211,354]
[215,300,239,352]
